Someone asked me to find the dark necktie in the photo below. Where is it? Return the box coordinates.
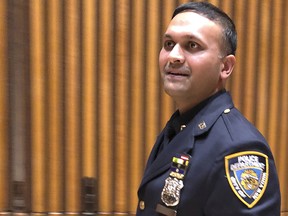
[163,123,176,145]
[156,123,176,157]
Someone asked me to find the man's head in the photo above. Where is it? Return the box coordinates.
[159,2,237,113]
[172,1,237,56]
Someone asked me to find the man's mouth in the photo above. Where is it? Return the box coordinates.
[166,71,189,77]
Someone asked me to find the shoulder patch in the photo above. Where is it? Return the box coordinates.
[225,151,269,208]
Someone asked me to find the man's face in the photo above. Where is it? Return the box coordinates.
[159,12,226,112]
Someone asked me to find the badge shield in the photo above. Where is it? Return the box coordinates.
[161,177,184,206]
[160,154,190,207]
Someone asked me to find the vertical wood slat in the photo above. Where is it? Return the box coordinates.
[0,0,9,211]
[240,0,258,122]
[114,0,129,212]
[144,0,161,158]
[128,0,146,212]
[81,0,97,213]
[64,0,81,212]
[267,0,282,158]
[47,0,64,212]
[30,0,46,212]
[82,0,97,179]
[97,0,114,212]
[254,1,270,135]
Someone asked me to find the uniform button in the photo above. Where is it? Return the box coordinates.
[224,108,231,114]
[139,200,145,210]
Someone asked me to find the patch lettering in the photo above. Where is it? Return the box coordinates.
[225,151,269,208]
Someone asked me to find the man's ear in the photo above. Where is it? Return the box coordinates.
[220,55,236,79]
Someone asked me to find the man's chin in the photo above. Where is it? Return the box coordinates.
[164,87,186,98]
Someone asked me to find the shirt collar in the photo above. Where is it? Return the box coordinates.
[169,89,226,134]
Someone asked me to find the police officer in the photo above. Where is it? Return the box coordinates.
[137,2,281,215]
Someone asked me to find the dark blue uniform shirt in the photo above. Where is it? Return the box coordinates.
[137,90,281,216]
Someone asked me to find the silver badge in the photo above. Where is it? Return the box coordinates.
[161,176,184,206]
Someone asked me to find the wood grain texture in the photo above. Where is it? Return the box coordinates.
[0,0,287,214]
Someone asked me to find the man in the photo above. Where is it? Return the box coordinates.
[137,2,281,216]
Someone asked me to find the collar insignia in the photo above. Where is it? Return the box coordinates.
[198,121,206,130]
[225,151,269,208]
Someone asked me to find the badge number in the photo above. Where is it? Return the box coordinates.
[225,151,269,208]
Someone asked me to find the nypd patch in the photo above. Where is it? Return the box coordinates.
[225,151,269,208]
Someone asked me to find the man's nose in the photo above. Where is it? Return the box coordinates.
[168,44,185,64]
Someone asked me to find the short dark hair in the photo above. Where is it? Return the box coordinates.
[172,1,237,56]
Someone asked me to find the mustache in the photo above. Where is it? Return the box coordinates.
[164,63,191,73]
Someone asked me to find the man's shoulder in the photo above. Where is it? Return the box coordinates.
[220,107,266,141]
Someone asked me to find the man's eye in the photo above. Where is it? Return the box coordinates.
[188,42,198,49]
[164,41,175,50]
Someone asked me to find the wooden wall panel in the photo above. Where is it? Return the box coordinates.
[128,0,146,213]
[97,0,114,213]
[64,0,81,212]
[82,0,97,180]
[0,0,9,211]
[81,0,97,212]
[267,0,282,156]
[255,0,270,136]
[238,0,258,122]
[114,0,129,213]
[0,0,287,215]
[30,0,46,212]
[144,0,160,161]
[46,0,64,212]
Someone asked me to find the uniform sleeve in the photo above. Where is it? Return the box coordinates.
[203,144,281,216]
